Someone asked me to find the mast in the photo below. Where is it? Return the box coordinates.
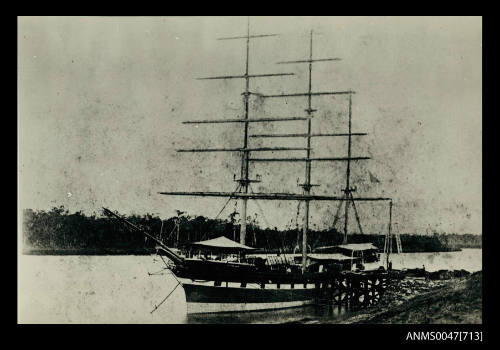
[240,18,251,245]
[386,200,393,268]
[259,30,347,272]
[343,93,353,243]
[301,30,314,273]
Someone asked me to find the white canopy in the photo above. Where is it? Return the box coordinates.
[189,236,256,252]
[337,243,379,251]
[307,253,360,261]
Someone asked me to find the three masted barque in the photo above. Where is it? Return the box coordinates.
[104,18,398,314]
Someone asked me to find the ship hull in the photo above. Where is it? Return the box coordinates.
[181,279,320,314]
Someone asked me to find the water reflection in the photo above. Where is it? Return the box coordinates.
[188,304,349,324]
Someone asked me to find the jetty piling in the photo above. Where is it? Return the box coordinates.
[316,271,397,310]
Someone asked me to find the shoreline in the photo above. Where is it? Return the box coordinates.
[22,247,475,256]
[22,248,156,256]
[294,271,482,324]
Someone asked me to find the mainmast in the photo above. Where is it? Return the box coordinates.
[302,31,313,274]
[302,31,314,274]
[240,19,251,245]
[252,30,352,272]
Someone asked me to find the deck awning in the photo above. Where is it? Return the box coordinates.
[337,243,379,251]
[307,253,360,262]
[314,243,379,253]
[187,236,256,253]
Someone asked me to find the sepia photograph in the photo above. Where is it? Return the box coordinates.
[18,16,482,325]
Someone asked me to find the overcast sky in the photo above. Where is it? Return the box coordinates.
[18,16,482,235]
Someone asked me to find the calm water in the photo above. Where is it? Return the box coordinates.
[18,249,482,324]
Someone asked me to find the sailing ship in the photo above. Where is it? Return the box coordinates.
[103,18,396,314]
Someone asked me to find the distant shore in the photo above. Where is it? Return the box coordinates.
[22,248,157,256]
[22,207,481,256]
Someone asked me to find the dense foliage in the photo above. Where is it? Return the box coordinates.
[22,206,480,254]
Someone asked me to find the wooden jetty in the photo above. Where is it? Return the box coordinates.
[317,270,403,310]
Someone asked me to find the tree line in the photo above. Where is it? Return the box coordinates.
[22,206,479,254]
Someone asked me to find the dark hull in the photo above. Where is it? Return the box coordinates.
[173,258,334,314]
[181,279,320,314]
[171,257,383,314]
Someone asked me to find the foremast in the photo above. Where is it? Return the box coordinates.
[175,17,297,246]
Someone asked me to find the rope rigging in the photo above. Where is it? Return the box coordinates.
[164,219,179,243]
[331,200,344,231]
[248,183,273,258]
[349,192,365,235]
[148,254,186,314]
[229,200,240,241]
[248,183,272,228]
[214,183,242,221]
[150,279,181,314]
[294,201,302,253]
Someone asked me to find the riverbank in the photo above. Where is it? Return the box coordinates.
[23,208,481,255]
[23,246,464,255]
[321,271,482,324]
